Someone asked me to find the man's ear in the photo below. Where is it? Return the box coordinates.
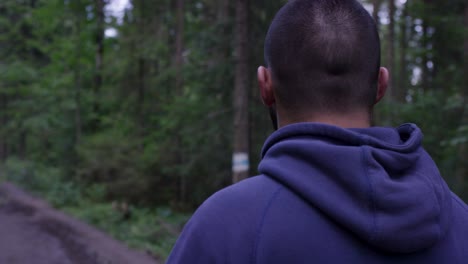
[375,67,389,104]
[257,66,275,106]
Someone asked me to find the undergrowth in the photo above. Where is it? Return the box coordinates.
[0,157,190,261]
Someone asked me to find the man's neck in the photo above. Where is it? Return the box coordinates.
[278,111,372,129]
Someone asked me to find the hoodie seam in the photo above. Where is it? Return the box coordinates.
[427,169,448,237]
[251,186,283,264]
[417,171,445,240]
[261,123,421,158]
[361,146,379,243]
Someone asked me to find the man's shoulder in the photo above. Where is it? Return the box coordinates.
[451,193,468,219]
[197,175,283,218]
[166,176,284,263]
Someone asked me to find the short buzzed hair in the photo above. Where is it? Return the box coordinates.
[265,0,381,115]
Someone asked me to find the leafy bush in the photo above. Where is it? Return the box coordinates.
[2,158,82,207]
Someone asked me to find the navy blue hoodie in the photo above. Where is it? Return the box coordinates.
[167,123,468,263]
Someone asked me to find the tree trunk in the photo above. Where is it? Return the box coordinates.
[174,0,187,203]
[455,3,468,198]
[175,0,184,94]
[372,0,381,27]
[137,58,145,133]
[387,0,396,99]
[74,1,82,145]
[397,1,408,102]
[18,129,26,160]
[215,0,231,89]
[232,0,250,183]
[74,67,82,144]
[421,19,429,90]
[217,0,230,58]
[465,4,468,88]
[93,0,105,129]
[218,0,230,23]
[0,94,8,161]
[136,0,146,135]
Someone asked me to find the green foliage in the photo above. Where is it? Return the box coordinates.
[0,0,467,260]
[77,129,147,202]
[64,201,190,261]
[1,158,81,207]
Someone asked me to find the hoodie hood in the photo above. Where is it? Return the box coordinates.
[258,123,452,253]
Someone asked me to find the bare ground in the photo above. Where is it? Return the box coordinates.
[0,182,159,264]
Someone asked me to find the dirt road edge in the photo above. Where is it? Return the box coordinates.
[0,182,159,264]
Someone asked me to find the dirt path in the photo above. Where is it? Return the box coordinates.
[0,183,158,264]
[0,208,73,264]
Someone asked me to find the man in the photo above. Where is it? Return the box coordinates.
[167,0,468,263]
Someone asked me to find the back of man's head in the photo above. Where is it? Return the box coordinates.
[264,0,381,116]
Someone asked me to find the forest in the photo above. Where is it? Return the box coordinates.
[0,0,467,261]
